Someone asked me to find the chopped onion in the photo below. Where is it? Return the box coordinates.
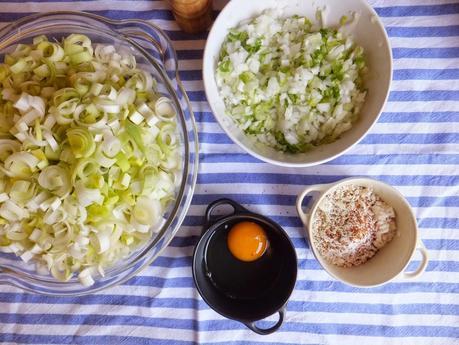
[216,10,367,153]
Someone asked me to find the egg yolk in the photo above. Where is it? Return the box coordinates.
[227,221,268,262]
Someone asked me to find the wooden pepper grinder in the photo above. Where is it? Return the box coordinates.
[169,0,213,34]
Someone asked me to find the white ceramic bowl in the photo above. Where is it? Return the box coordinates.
[203,0,392,167]
[296,178,429,287]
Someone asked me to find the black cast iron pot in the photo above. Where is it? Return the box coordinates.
[192,198,298,335]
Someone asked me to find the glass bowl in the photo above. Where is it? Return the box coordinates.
[0,11,198,295]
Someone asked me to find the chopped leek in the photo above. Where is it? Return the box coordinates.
[0,34,181,286]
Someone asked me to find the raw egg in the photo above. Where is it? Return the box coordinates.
[227,221,268,262]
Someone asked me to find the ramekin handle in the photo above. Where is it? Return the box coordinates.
[243,308,285,335]
[296,184,330,225]
[402,240,429,279]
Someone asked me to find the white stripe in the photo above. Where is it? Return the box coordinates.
[0,322,456,345]
[390,80,459,91]
[177,224,459,241]
[321,335,455,345]
[190,100,459,114]
[384,100,459,112]
[390,37,459,49]
[373,121,459,133]
[196,162,459,176]
[349,143,458,155]
[192,183,457,197]
[5,282,458,305]
[172,210,458,240]
[2,322,453,345]
[394,58,459,70]
[0,302,456,328]
[119,239,458,261]
[419,228,459,240]
[4,284,457,306]
[179,60,203,71]
[244,205,458,225]
[295,269,459,284]
[0,324,196,341]
[196,142,459,155]
[179,224,458,242]
[174,40,206,50]
[293,289,459,305]
[137,264,459,283]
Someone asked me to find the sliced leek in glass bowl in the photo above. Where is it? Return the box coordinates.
[0,11,198,295]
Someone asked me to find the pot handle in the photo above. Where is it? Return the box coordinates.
[296,184,330,225]
[204,198,249,227]
[243,308,285,335]
[402,240,429,279]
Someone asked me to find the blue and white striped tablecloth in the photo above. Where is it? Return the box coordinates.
[0,0,458,344]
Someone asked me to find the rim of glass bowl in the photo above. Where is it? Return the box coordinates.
[0,11,199,295]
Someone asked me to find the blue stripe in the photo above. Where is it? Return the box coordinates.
[0,313,458,337]
[193,111,459,123]
[168,226,457,251]
[5,15,459,41]
[0,3,457,18]
[190,193,459,208]
[418,217,458,229]
[123,277,459,295]
[0,10,175,21]
[183,69,459,81]
[176,47,459,61]
[198,132,459,145]
[375,3,459,17]
[360,133,459,144]
[168,229,456,249]
[182,215,458,230]
[392,47,459,59]
[1,293,458,316]
[200,153,459,165]
[152,254,459,273]
[379,112,459,123]
[172,25,458,41]
[115,253,459,273]
[0,334,191,345]
[393,69,459,80]
[386,25,459,37]
[177,50,206,60]
[179,70,202,81]
[389,90,459,102]
[196,173,459,187]
[165,30,209,41]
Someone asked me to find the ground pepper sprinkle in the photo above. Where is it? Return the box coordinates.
[312,184,397,267]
